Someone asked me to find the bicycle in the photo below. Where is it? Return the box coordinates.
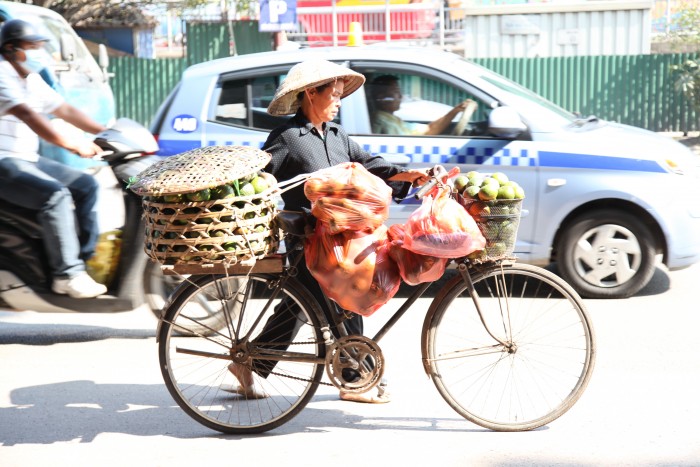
[155,182,596,434]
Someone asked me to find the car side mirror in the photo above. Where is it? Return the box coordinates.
[98,44,113,82]
[60,33,76,62]
[488,106,526,138]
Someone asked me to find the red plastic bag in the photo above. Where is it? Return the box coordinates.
[304,162,392,234]
[305,221,401,316]
[387,224,448,286]
[403,187,486,258]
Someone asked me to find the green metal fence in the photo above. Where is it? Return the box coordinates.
[109,24,699,133]
[474,53,699,133]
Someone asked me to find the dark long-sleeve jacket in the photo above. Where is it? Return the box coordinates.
[263,111,409,212]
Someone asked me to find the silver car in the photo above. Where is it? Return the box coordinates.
[150,46,700,299]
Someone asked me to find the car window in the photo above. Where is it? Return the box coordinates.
[215,70,356,132]
[361,69,493,137]
[214,74,287,131]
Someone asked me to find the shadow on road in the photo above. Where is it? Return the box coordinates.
[0,380,488,444]
[0,323,154,345]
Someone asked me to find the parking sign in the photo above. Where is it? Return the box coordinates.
[259,0,297,32]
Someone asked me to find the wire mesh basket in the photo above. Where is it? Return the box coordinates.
[455,194,523,261]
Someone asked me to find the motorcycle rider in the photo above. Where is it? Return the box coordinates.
[0,19,108,298]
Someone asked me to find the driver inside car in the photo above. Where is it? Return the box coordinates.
[369,74,474,136]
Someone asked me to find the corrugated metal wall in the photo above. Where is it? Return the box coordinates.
[110,22,273,126]
[461,2,653,58]
[474,53,698,131]
[111,57,187,126]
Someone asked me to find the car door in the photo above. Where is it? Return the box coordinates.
[343,61,541,257]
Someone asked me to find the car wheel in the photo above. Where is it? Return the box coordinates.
[555,210,656,299]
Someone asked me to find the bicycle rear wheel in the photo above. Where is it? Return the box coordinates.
[423,262,595,431]
[158,274,326,434]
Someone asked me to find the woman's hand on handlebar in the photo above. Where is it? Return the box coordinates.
[388,167,433,187]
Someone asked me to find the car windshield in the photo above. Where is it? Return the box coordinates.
[466,60,578,127]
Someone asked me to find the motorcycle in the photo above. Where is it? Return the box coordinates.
[0,118,175,317]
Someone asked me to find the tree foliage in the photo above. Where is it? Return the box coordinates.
[666,7,700,115]
[662,6,700,51]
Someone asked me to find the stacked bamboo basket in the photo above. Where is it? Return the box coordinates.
[128,146,281,266]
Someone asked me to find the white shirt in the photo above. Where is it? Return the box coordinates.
[0,58,64,162]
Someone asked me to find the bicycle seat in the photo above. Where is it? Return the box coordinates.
[275,210,313,237]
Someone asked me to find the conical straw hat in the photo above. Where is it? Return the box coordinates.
[267,59,365,116]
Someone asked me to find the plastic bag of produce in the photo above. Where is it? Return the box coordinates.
[403,187,486,258]
[305,221,401,316]
[304,162,392,234]
[387,224,448,285]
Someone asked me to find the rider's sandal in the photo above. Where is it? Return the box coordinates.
[339,379,391,404]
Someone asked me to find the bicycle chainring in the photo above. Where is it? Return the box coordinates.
[325,335,384,394]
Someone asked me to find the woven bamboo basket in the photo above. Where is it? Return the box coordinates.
[130,145,281,265]
[455,194,523,261]
[142,190,280,265]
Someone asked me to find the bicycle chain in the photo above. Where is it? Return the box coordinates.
[247,339,335,387]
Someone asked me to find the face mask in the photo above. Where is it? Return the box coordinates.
[16,48,51,74]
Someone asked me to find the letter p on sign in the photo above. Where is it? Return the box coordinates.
[269,0,288,22]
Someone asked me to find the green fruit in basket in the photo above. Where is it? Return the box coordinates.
[163,193,184,203]
[222,242,238,251]
[186,189,211,202]
[501,220,516,238]
[478,184,498,201]
[239,182,256,197]
[488,242,507,256]
[211,184,236,199]
[465,170,481,179]
[480,177,499,189]
[453,175,469,193]
[497,185,516,199]
[467,249,486,260]
[464,185,480,199]
[250,176,269,194]
[514,185,525,199]
[467,176,483,188]
[491,172,509,186]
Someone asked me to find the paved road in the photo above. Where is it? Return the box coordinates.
[1,261,699,466]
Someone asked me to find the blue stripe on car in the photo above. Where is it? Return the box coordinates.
[539,151,666,172]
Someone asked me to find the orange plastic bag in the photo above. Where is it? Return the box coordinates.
[387,224,448,286]
[304,162,392,234]
[305,221,401,317]
[403,187,486,258]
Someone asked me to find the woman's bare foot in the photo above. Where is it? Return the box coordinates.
[339,381,390,404]
[225,362,268,399]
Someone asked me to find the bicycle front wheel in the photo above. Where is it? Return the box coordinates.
[423,262,596,431]
[158,274,326,434]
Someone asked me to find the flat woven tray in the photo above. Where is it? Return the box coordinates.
[129,146,271,196]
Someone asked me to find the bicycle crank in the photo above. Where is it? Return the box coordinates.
[325,335,384,394]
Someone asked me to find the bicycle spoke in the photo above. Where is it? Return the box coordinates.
[426,263,595,431]
[158,274,326,434]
